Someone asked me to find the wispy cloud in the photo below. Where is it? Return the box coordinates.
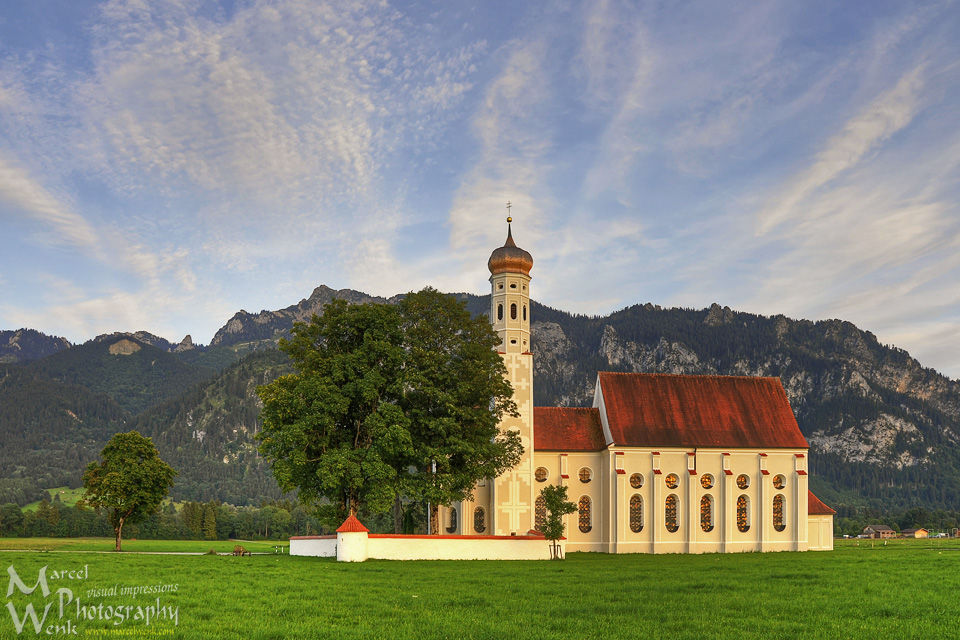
[757,65,926,235]
[0,152,100,251]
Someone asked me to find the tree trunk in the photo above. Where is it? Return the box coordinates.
[393,496,403,534]
[430,504,439,535]
[115,517,125,552]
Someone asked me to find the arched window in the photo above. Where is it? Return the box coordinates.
[773,494,786,532]
[665,495,679,533]
[578,496,592,533]
[630,473,644,489]
[474,507,485,533]
[535,496,546,531]
[579,467,592,483]
[523,305,527,321]
[446,507,458,534]
[535,467,548,482]
[701,495,714,532]
[510,303,517,320]
[497,304,503,321]
[737,495,750,532]
[629,495,643,533]
[665,473,679,489]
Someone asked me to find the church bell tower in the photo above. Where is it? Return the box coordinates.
[487,215,535,534]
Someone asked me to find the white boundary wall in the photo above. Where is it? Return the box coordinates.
[290,535,336,557]
[290,532,560,562]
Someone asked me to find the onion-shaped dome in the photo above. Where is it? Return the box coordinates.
[488,218,533,276]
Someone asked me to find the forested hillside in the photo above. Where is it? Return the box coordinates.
[2,289,960,519]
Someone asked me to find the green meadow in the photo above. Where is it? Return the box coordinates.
[2,539,959,639]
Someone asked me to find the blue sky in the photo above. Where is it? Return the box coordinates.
[2,0,960,378]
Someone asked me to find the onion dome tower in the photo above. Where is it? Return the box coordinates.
[487,214,535,535]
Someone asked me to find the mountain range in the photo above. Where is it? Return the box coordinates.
[3,287,960,519]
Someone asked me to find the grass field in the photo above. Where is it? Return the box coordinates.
[0,537,287,553]
[21,486,87,511]
[3,539,959,639]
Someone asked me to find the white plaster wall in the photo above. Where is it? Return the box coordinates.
[290,536,337,557]
[366,535,557,561]
[807,515,834,551]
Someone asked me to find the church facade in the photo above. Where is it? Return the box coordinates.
[440,221,835,553]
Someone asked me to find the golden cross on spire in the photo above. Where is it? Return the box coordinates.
[506,200,512,223]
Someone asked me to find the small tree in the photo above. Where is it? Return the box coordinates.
[82,431,177,551]
[540,484,577,560]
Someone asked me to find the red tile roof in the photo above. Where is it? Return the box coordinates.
[807,491,836,515]
[534,407,606,451]
[336,515,370,533]
[598,373,808,449]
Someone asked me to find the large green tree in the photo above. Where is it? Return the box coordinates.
[257,299,412,527]
[257,290,522,531]
[82,431,177,551]
[398,288,521,533]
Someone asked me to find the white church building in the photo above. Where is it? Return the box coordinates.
[440,219,835,553]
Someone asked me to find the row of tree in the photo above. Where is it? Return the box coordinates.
[0,499,328,540]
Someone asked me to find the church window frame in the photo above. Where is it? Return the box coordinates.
[665,473,679,489]
[510,283,517,289]
[700,495,714,532]
[535,496,546,532]
[629,473,644,489]
[773,474,786,490]
[578,496,592,533]
[736,474,750,490]
[473,507,485,533]
[773,494,786,532]
[535,467,548,483]
[579,467,592,483]
[737,495,751,532]
[700,474,714,489]
[446,507,458,534]
[629,494,644,533]
[523,305,527,321]
[665,494,680,533]
[497,304,503,321]
[510,303,518,320]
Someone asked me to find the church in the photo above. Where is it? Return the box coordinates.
[439,219,835,553]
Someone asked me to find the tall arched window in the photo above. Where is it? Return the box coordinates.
[535,496,546,532]
[629,495,643,533]
[665,495,679,533]
[578,496,592,533]
[510,303,517,320]
[446,507,458,534]
[497,304,503,321]
[473,507,485,533]
[773,494,786,532]
[700,495,714,532]
[523,305,527,321]
[737,495,750,532]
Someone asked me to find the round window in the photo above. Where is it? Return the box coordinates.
[665,473,679,489]
[773,474,786,490]
[579,467,592,483]
[700,474,714,489]
[629,473,644,489]
[737,474,750,490]
[535,467,548,483]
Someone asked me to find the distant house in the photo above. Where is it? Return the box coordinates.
[901,528,929,539]
[862,525,896,539]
